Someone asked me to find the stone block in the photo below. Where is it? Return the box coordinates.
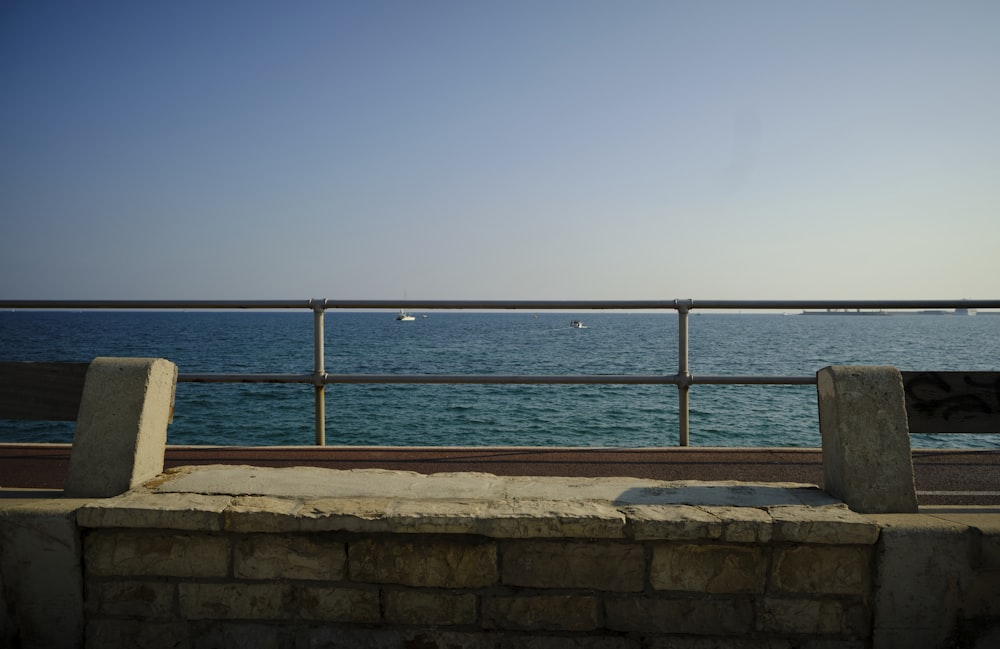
[770,545,871,595]
[816,366,918,513]
[87,580,177,618]
[475,499,627,538]
[240,492,629,538]
[769,505,880,544]
[348,537,498,587]
[382,498,496,535]
[234,534,345,580]
[191,623,290,649]
[605,597,754,635]
[85,530,229,577]
[499,635,639,649]
[501,540,644,591]
[64,357,177,498]
[224,495,308,533]
[624,504,724,541]
[293,627,401,648]
[481,595,598,631]
[383,590,477,626]
[798,642,869,649]
[295,496,398,533]
[178,582,292,620]
[650,543,765,594]
[703,505,774,542]
[77,490,230,531]
[85,619,190,649]
[409,631,503,649]
[643,639,804,649]
[296,585,381,623]
[760,598,870,636]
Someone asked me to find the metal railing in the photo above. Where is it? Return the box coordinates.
[3,298,999,446]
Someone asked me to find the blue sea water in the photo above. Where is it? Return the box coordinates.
[2,310,999,449]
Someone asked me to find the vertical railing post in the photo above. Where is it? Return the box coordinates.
[311,299,326,446]
[676,300,692,446]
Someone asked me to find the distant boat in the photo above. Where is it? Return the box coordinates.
[570,320,585,328]
[395,310,415,321]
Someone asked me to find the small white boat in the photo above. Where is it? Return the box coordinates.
[570,320,585,328]
[395,310,415,321]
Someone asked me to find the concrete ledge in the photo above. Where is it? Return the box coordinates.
[77,465,877,543]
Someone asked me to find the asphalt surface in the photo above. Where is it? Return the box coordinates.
[1,444,998,506]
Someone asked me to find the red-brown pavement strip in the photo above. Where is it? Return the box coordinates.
[1,444,997,506]
[163,446,828,483]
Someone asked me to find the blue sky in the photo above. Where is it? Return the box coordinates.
[2,1,998,301]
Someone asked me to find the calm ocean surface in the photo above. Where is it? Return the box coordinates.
[2,311,999,449]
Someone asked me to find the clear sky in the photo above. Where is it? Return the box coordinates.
[1,1,997,301]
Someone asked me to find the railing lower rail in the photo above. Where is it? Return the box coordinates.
[3,298,999,446]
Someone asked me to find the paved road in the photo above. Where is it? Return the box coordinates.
[2,444,997,505]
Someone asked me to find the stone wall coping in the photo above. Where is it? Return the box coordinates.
[0,495,95,518]
[916,505,1000,535]
[72,464,883,543]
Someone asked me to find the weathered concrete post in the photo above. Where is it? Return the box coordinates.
[0,499,90,649]
[64,357,178,498]
[816,365,918,514]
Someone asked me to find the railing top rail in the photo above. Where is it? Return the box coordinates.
[3,298,999,311]
[178,373,819,386]
[0,299,314,310]
[683,299,1000,310]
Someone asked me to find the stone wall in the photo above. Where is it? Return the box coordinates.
[66,466,884,649]
[4,466,1000,648]
[81,528,874,648]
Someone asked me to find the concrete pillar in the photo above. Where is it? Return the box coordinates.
[816,366,918,514]
[0,499,90,649]
[865,513,974,649]
[64,357,177,498]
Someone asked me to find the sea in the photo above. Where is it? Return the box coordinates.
[2,310,999,449]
